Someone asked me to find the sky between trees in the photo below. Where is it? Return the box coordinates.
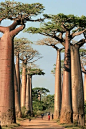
[0,0,86,94]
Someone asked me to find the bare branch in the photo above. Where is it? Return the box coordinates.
[71,29,86,39]
[10,24,25,37]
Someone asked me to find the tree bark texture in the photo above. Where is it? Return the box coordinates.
[30,76,33,114]
[84,74,86,102]
[0,27,16,125]
[71,45,84,126]
[21,66,26,107]
[25,74,30,110]
[0,21,24,125]
[16,53,21,109]
[14,64,21,117]
[54,50,61,119]
[60,31,72,123]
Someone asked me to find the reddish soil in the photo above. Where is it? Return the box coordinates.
[13,116,65,129]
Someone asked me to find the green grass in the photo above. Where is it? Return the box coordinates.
[1,123,20,129]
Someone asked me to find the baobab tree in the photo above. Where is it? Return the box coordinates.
[14,38,32,117]
[19,47,41,108]
[24,13,86,125]
[80,50,86,102]
[37,37,64,119]
[0,0,45,125]
[26,68,45,113]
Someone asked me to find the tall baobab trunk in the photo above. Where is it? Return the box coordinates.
[71,44,84,126]
[16,53,21,109]
[60,31,72,123]
[54,50,61,119]
[0,21,24,126]
[25,74,30,110]
[14,64,21,117]
[84,74,86,102]
[21,65,27,107]
[30,75,33,114]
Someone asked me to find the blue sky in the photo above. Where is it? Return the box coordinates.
[0,0,86,94]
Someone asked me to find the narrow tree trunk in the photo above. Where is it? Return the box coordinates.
[21,66,26,107]
[71,44,84,126]
[30,76,33,114]
[16,53,21,109]
[60,31,72,123]
[25,74,30,110]
[84,74,86,102]
[54,50,61,119]
[14,64,21,117]
[0,32,16,125]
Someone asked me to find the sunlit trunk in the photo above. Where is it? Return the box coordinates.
[60,31,72,123]
[0,32,16,125]
[16,53,21,109]
[0,21,24,126]
[71,45,84,126]
[30,76,33,114]
[54,50,61,119]
[14,64,21,117]
[25,74,30,110]
[84,74,86,102]
[21,66,26,107]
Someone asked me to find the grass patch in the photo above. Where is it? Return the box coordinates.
[1,123,20,129]
[56,120,86,129]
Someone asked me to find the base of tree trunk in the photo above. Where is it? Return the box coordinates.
[78,114,84,126]
[54,110,60,119]
[60,108,72,123]
[73,113,78,124]
[0,108,16,126]
[73,113,84,126]
[16,110,21,118]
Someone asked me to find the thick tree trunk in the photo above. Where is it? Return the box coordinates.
[14,64,21,117]
[0,21,24,126]
[25,74,30,110]
[54,50,61,119]
[0,31,16,125]
[21,66,26,107]
[60,31,72,123]
[84,74,86,102]
[30,76,33,114]
[16,53,21,109]
[71,45,84,126]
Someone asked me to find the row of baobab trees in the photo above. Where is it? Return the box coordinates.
[24,14,86,126]
[0,0,45,126]
[14,37,45,118]
[0,0,86,127]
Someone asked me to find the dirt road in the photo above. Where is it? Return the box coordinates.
[13,116,65,129]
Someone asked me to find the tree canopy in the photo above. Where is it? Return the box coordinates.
[0,1,45,23]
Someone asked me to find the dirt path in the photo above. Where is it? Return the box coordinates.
[13,116,65,129]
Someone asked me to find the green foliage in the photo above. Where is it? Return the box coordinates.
[25,13,86,37]
[32,87,50,96]
[14,37,32,56]
[21,106,27,118]
[0,1,45,20]
[42,94,54,110]
[28,68,45,76]
[32,87,54,116]
[33,101,44,115]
